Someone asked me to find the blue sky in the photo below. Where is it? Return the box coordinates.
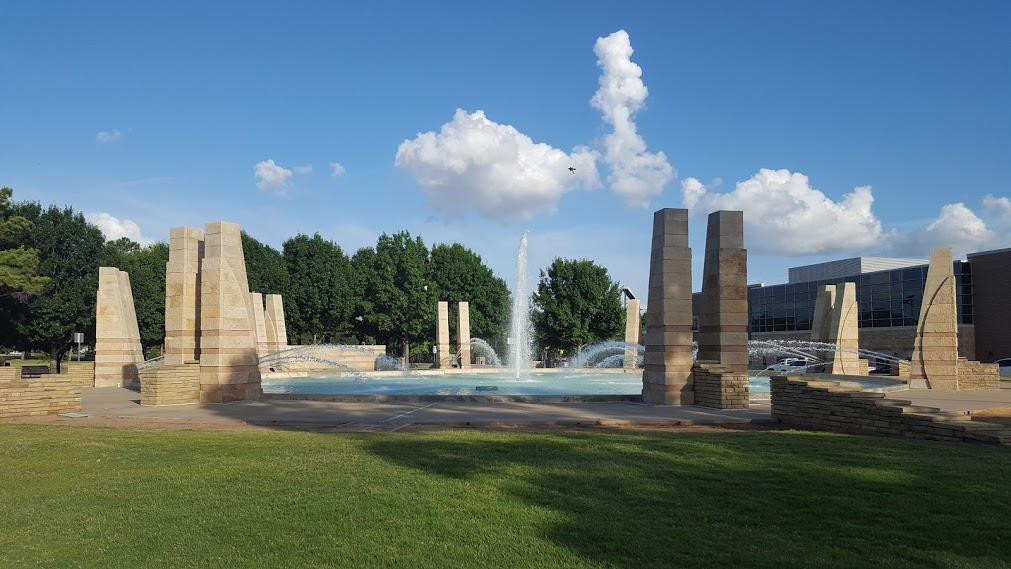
[2,0,1008,301]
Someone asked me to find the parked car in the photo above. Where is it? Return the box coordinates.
[995,358,1011,377]
[766,358,811,374]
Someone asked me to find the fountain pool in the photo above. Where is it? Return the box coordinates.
[261,372,903,397]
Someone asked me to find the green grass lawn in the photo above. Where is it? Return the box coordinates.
[1,425,1010,569]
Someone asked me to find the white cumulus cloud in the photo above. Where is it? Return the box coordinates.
[85,212,154,246]
[293,165,313,175]
[591,30,674,208]
[884,202,998,257]
[330,162,346,177]
[395,109,600,222]
[254,159,293,195]
[680,168,882,255]
[983,194,1011,218]
[95,130,122,143]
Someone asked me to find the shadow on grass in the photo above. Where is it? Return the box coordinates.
[364,430,1011,569]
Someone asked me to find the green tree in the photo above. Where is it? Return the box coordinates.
[282,233,355,344]
[0,187,48,299]
[531,258,624,355]
[17,204,106,371]
[352,231,436,363]
[242,231,290,296]
[103,240,170,352]
[430,242,510,350]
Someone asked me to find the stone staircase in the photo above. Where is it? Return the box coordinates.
[770,377,1011,446]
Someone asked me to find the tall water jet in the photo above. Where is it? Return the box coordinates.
[511,232,531,379]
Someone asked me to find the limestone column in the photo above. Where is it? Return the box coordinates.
[827,282,860,374]
[249,292,270,359]
[696,210,749,373]
[264,294,288,351]
[810,285,837,344]
[435,301,451,368]
[164,227,203,365]
[624,299,641,370]
[199,221,261,402]
[457,301,471,369]
[95,267,144,387]
[909,248,958,389]
[642,208,694,405]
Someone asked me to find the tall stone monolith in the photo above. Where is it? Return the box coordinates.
[435,301,451,369]
[249,292,269,359]
[457,301,471,369]
[624,299,641,370]
[264,294,288,351]
[642,208,694,405]
[94,267,144,387]
[909,248,958,389]
[198,222,261,402]
[164,227,203,365]
[696,210,748,373]
[826,282,860,374]
[810,285,837,343]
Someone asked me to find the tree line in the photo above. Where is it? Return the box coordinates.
[1,186,628,367]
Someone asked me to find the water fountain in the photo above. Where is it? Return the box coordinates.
[510,231,532,379]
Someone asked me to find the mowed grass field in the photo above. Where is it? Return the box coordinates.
[1,425,1009,569]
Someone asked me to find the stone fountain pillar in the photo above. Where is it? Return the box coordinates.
[94,267,144,387]
[435,301,451,369]
[827,282,861,375]
[457,301,471,369]
[642,208,694,405]
[810,285,837,343]
[249,292,270,360]
[264,293,288,351]
[623,299,641,370]
[696,210,748,374]
[909,248,958,389]
[198,221,261,402]
[164,226,203,366]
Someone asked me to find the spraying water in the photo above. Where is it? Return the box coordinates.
[511,232,531,379]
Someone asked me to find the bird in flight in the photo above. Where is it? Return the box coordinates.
[568,167,576,174]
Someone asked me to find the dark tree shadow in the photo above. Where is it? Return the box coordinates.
[365,430,1011,569]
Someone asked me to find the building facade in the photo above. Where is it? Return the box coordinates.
[692,249,1010,363]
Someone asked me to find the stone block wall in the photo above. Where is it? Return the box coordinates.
[435,301,451,369]
[0,371,82,418]
[696,210,749,374]
[263,345,387,372]
[692,361,749,409]
[909,248,959,389]
[61,363,96,387]
[140,364,201,406]
[770,376,1003,443]
[956,359,999,390]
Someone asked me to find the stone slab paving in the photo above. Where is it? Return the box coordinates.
[891,383,1011,413]
[50,387,772,431]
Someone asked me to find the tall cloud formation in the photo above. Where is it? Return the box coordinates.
[395,109,600,222]
[681,169,882,255]
[85,212,154,246]
[396,29,671,222]
[591,30,674,207]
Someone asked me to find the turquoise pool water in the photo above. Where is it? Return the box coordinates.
[262,372,777,396]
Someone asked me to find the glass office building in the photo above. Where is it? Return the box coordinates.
[749,261,974,333]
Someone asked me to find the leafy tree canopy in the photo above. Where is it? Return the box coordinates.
[430,242,510,347]
[282,233,355,345]
[531,257,624,354]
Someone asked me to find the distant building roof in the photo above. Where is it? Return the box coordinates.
[788,257,928,283]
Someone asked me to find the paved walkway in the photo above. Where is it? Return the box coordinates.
[66,387,773,431]
[889,383,1011,412]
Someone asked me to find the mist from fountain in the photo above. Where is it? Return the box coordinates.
[510,231,532,379]
[569,341,645,368]
[466,338,503,367]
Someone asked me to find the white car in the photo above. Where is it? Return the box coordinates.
[766,358,811,374]
[996,358,1011,377]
